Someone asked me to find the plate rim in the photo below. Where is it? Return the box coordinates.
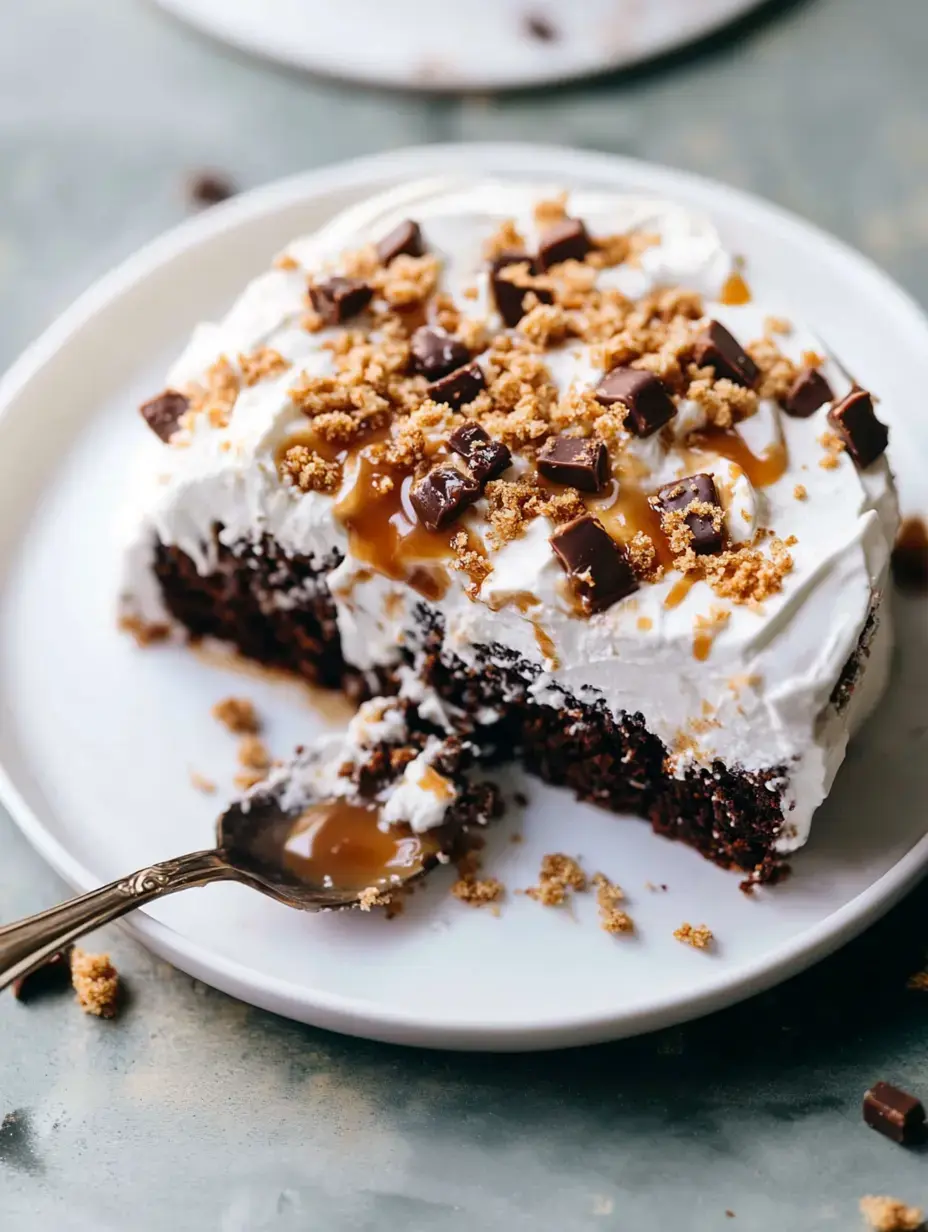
[152,0,769,94]
[1,141,927,1051]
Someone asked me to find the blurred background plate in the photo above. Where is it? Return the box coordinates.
[153,0,768,91]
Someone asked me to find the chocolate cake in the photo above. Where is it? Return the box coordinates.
[120,180,899,883]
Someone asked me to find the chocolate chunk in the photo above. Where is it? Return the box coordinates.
[490,252,553,328]
[550,515,639,614]
[863,1081,926,1145]
[537,434,609,493]
[188,171,236,208]
[427,362,486,409]
[376,219,424,266]
[410,327,470,381]
[309,276,374,325]
[12,948,73,1001]
[693,320,760,388]
[828,388,889,468]
[410,467,480,531]
[140,389,189,442]
[783,366,834,417]
[537,218,592,271]
[651,473,725,555]
[594,367,677,438]
[448,422,512,484]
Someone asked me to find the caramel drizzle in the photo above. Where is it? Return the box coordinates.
[282,800,428,891]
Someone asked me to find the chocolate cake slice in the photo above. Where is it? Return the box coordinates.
[120,181,899,884]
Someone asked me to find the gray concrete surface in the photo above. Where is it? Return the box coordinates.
[1,0,928,1227]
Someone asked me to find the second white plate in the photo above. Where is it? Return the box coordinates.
[0,143,926,1050]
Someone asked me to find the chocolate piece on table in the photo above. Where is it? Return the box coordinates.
[537,217,592,270]
[783,366,834,418]
[693,320,760,388]
[537,434,609,493]
[448,422,512,484]
[594,367,677,438]
[490,252,554,328]
[427,362,486,410]
[652,473,725,555]
[140,389,189,442]
[410,326,470,381]
[550,515,639,615]
[309,277,374,325]
[12,948,73,1001]
[410,467,480,532]
[376,218,424,265]
[863,1081,926,1145]
[828,388,889,469]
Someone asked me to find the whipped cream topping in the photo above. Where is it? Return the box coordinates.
[122,179,899,850]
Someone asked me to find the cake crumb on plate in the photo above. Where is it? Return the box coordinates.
[189,770,216,795]
[71,948,120,1018]
[592,873,634,935]
[673,922,714,950]
[524,853,586,906]
[212,696,261,734]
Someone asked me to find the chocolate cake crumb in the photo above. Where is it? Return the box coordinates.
[212,697,261,734]
[592,873,634,934]
[71,948,120,1018]
[524,13,558,41]
[859,1196,924,1232]
[189,770,217,795]
[525,853,586,906]
[673,922,714,950]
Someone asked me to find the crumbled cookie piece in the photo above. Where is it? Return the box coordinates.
[211,697,261,734]
[592,873,634,935]
[793,484,808,501]
[238,347,290,387]
[859,1196,924,1232]
[71,948,120,1018]
[451,876,505,907]
[189,770,217,795]
[358,886,392,912]
[280,444,343,494]
[184,355,240,430]
[525,853,586,907]
[819,428,847,470]
[673,922,714,950]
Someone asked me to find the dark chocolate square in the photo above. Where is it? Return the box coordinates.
[863,1082,926,1145]
[594,367,677,438]
[376,219,424,266]
[651,473,725,555]
[490,253,553,328]
[537,218,592,271]
[537,435,610,493]
[410,467,480,531]
[784,366,834,418]
[550,515,639,614]
[448,422,512,483]
[828,388,889,469]
[427,362,486,410]
[693,320,760,388]
[309,277,374,325]
[140,390,189,443]
[410,327,470,381]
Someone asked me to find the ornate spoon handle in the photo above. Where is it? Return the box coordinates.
[0,850,236,992]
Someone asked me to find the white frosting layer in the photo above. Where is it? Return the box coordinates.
[122,179,899,850]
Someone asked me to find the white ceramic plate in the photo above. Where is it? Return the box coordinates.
[0,144,926,1052]
[154,0,766,92]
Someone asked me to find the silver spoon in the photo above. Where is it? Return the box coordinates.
[0,793,445,993]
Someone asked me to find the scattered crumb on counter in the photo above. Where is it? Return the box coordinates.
[71,949,120,1018]
[189,770,217,795]
[524,852,586,907]
[592,873,634,935]
[673,922,714,950]
[645,881,669,892]
[725,1212,735,1220]
[509,832,524,844]
[212,696,261,734]
[859,1196,924,1231]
